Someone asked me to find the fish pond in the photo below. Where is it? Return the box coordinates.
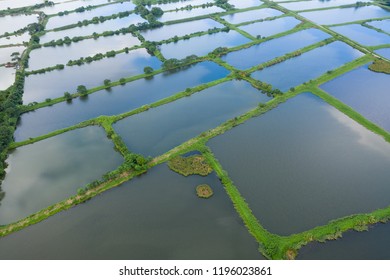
[321,64,390,132]
[331,24,390,46]
[0,126,123,225]
[16,61,227,141]
[221,8,282,25]
[208,93,390,236]
[0,164,262,259]
[113,80,271,157]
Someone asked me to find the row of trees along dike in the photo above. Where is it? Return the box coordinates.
[0,1,53,16]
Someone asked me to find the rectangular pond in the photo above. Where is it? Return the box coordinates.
[45,1,136,29]
[0,67,15,90]
[207,92,390,235]
[0,164,262,259]
[297,223,390,259]
[156,6,224,22]
[251,41,363,92]
[159,30,251,59]
[238,16,301,38]
[0,46,24,64]
[0,32,30,46]
[152,0,214,11]
[140,18,223,42]
[228,0,263,9]
[300,6,390,25]
[331,24,390,46]
[41,13,145,43]
[279,0,366,11]
[321,64,390,132]
[16,61,228,141]
[375,48,390,59]
[0,0,43,10]
[367,19,390,34]
[221,8,283,25]
[113,80,271,157]
[38,0,116,16]
[23,48,160,104]
[28,33,140,70]
[221,28,330,70]
[0,126,123,225]
[0,14,37,36]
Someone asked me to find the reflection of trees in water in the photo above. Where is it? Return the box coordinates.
[0,188,4,205]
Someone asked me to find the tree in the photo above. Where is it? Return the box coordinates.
[119,78,126,85]
[104,79,111,86]
[77,85,87,96]
[64,92,72,101]
[143,66,153,74]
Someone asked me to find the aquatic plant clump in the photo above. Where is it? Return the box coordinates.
[196,184,213,198]
[368,59,390,74]
[168,155,213,176]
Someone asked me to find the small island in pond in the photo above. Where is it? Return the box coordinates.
[196,184,213,199]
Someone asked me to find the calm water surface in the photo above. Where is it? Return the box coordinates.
[157,6,223,22]
[23,48,160,104]
[0,164,262,259]
[280,0,367,11]
[38,0,120,16]
[238,17,301,38]
[0,46,24,64]
[113,80,270,157]
[331,24,390,46]
[228,0,262,9]
[222,28,330,70]
[321,64,390,132]
[41,13,145,43]
[375,48,390,59]
[298,223,390,259]
[152,0,214,11]
[0,14,37,35]
[160,30,251,59]
[0,33,30,46]
[28,33,140,70]
[0,126,123,225]
[368,19,390,33]
[208,93,390,235]
[300,6,390,25]
[0,67,15,90]
[251,41,363,91]
[140,18,223,42]
[16,61,227,141]
[221,8,282,24]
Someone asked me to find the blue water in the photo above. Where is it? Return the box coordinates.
[251,41,363,92]
[331,24,390,46]
[375,48,390,60]
[222,28,330,70]
[113,80,271,157]
[16,61,228,141]
[321,64,390,132]
[238,17,301,38]
[221,8,283,25]
[368,19,390,34]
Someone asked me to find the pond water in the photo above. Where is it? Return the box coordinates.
[375,47,390,59]
[0,66,15,90]
[28,33,140,70]
[44,1,136,29]
[0,126,123,225]
[280,0,366,11]
[41,13,145,43]
[300,6,390,25]
[221,28,330,70]
[37,0,114,15]
[23,48,160,104]
[0,45,24,64]
[221,8,283,25]
[0,0,43,10]
[207,92,390,236]
[321,64,390,132]
[238,16,301,38]
[0,32,30,46]
[0,14,37,36]
[228,0,263,9]
[0,164,262,259]
[157,6,224,22]
[159,30,251,59]
[251,41,363,92]
[367,19,390,34]
[16,61,227,141]
[140,18,223,42]
[331,24,390,46]
[297,223,390,259]
[113,80,270,157]
[152,0,214,11]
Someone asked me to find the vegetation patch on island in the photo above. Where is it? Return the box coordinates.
[168,154,213,176]
[368,59,390,74]
[196,184,213,198]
